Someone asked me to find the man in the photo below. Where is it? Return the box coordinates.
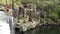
[5,4,10,12]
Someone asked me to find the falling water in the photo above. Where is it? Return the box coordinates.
[0,11,14,34]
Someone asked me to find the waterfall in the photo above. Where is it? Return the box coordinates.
[0,11,14,34]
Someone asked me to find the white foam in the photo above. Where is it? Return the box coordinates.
[0,21,10,34]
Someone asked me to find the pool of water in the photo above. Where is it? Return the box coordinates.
[15,25,60,34]
[24,25,60,34]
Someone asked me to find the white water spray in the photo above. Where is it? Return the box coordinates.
[0,11,13,34]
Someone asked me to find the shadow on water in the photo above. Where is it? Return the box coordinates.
[15,25,60,34]
[15,28,24,34]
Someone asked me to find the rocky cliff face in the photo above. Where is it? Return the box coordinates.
[14,4,40,31]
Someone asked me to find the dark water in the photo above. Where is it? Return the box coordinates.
[15,25,60,34]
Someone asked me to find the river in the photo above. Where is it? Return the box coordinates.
[15,25,60,34]
[25,26,60,34]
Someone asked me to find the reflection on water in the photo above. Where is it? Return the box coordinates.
[16,25,60,34]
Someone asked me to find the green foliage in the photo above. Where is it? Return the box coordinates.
[0,0,60,23]
[21,0,60,8]
[55,5,60,18]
